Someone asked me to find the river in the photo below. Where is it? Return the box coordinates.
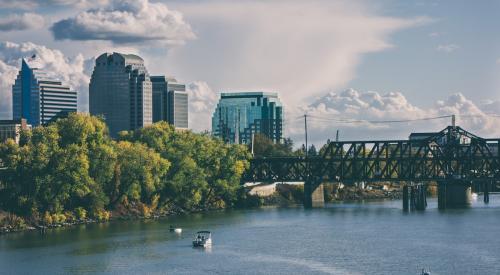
[1,195,500,274]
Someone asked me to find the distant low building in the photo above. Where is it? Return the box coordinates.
[409,132,438,141]
[150,76,188,129]
[212,91,283,144]
[0,119,31,144]
[12,57,77,126]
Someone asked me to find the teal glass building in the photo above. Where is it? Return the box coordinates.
[212,92,283,144]
[12,58,77,126]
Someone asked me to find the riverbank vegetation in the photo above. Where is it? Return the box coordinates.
[0,113,250,232]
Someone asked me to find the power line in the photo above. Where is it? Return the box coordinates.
[306,114,453,124]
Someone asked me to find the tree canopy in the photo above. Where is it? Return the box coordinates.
[0,113,250,224]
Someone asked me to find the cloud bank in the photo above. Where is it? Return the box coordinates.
[186,81,218,133]
[288,89,500,146]
[0,41,92,118]
[0,13,44,31]
[51,0,195,45]
[0,0,109,9]
[166,0,432,106]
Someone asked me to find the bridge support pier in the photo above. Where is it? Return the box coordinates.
[402,185,409,211]
[438,180,472,209]
[410,186,416,211]
[415,184,427,211]
[304,182,324,208]
[484,181,490,204]
[406,184,427,211]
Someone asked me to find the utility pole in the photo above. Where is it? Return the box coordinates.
[304,114,308,158]
[251,132,255,156]
[336,129,339,142]
[452,114,456,128]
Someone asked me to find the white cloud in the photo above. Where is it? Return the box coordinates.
[0,41,92,119]
[186,81,219,133]
[0,60,18,118]
[287,89,500,145]
[428,32,440,37]
[0,0,109,9]
[0,13,45,32]
[436,44,460,53]
[51,0,195,45]
[166,0,432,107]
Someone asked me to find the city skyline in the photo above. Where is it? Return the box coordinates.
[0,0,499,146]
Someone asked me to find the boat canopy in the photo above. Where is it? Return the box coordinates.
[196,231,211,234]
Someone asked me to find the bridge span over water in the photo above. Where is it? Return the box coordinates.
[243,126,500,209]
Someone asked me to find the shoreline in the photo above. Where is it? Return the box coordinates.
[0,192,403,235]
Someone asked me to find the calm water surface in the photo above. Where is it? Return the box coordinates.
[2,196,500,275]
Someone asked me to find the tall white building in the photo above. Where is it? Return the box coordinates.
[12,57,77,126]
[89,52,152,137]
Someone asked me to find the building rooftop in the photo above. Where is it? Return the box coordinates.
[0,119,26,125]
[150,76,179,83]
[221,91,278,98]
[116,53,144,62]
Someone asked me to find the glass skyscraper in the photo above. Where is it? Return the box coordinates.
[212,92,283,144]
[151,76,188,129]
[12,58,77,126]
[89,52,152,137]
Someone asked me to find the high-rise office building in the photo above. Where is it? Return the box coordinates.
[151,76,188,129]
[12,57,77,126]
[89,52,152,137]
[212,92,283,144]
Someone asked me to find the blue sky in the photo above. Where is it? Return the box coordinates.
[351,0,500,107]
[0,0,498,144]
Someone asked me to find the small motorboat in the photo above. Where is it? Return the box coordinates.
[471,193,478,200]
[169,225,182,233]
[192,231,212,247]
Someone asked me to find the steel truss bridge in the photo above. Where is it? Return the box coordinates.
[244,126,500,183]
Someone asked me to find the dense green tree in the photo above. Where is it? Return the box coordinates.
[120,122,250,210]
[114,141,170,204]
[251,133,296,157]
[0,113,252,224]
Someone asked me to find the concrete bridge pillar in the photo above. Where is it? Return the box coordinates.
[402,185,409,211]
[438,180,472,209]
[484,181,490,204]
[304,181,324,208]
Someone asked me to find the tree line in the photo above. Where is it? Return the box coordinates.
[0,113,250,224]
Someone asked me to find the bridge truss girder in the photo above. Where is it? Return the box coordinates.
[243,126,500,183]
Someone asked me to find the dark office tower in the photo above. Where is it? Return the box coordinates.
[12,57,77,126]
[150,76,188,129]
[89,52,152,137]
[212,92,283,144]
